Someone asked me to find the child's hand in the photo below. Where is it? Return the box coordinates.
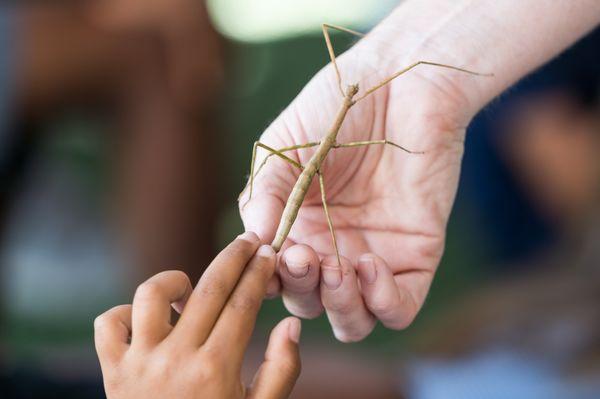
[94,232,301,399]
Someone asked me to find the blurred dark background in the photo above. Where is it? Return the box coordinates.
[0,1,598,398]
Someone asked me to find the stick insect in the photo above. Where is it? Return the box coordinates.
[241,23,491,265]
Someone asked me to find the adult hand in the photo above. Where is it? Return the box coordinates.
[239,0,600,342]
[95,232,301,399]
[239,26,482,342]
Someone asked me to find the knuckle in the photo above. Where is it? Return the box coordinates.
[383,311,417,331]
[281,275,318,294]
[277,356,301,380]
[148,352,175,375]
[334,330,358,343]
[165,270,190,285]
[198,362,221,381]
[332,319,376,343]
[198,349,225,380]
[368,298,395,316]
[229,293,260,313]
[198,276,229,298]
[291,307,323,320]
[94,313,111,332]
[94,305,130,333]
[334,328,371,343]
[302,309,324,319]
[200,345,222,363]
[250,256,275,278]
[282,298,323,319]
[326,299,355,315]
[135,282,163,302]
[227,240,255,258]
[381,295,419,330]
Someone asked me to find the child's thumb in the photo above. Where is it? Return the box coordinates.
[246,317,301,399]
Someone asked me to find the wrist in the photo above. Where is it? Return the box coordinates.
[364,0,600,122]
[360,1,494,121]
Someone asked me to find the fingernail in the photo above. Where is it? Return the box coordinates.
[358,257,377,284]
[257,244,275,258]
[288,318,301,344]
[286,260,309,278]
[322,266,342,290]
[237,231,258,243]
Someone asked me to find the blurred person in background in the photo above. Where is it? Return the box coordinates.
[0,0,223,397]
[5,0,223,281]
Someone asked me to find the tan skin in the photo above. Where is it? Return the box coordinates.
[95,232,301,399]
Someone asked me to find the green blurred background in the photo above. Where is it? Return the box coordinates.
[2,1,599,398]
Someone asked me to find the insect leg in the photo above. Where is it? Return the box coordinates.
[318,171,341,266]
[334,139,424,154]
[355,61,493,102]
[240,141,312,208]
[253,142,321,182]
[322,23,365,97]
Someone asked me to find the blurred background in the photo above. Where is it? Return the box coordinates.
[0,1,598,398]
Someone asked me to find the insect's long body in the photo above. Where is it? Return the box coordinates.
[245,24,490,259]
[271,85,358,251]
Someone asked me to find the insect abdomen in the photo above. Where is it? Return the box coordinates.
[271,166,316,251]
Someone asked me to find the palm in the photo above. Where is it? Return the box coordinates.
[246,59,466,280]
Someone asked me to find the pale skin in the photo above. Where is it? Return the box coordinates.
[241,24,489,266]
[95,232,301,399]
[93,2,600,395]
[239,0,600,342]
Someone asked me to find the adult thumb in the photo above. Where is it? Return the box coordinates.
[239,188,285,245]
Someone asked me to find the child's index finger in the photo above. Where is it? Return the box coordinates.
[170,232,261,347]
[204,245,276,362]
